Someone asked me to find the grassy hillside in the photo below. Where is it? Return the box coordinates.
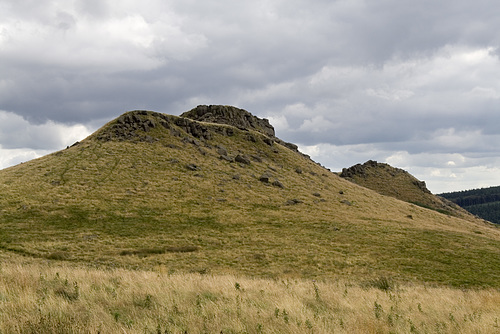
[340,160,481,222]
[0,109,499,287]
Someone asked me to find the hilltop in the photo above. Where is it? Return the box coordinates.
[340,160,481,222]
[1,106,499,287]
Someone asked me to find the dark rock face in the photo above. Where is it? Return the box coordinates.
[174,117,212,140]
[235,154,251,165]
[259,172,273,183]
[97,110,162,142]
[181,105,275,137]
[340,160,379,178]
[413,180,430,193]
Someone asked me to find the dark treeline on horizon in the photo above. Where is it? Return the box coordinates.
[440,186,500,224]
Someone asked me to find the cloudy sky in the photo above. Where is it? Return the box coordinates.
[1,0,500,193]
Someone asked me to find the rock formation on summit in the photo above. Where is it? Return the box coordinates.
[181,105,275,137]
[181,105,303,155]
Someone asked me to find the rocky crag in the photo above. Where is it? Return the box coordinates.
[340,160,478,220]
[181,105,275,137]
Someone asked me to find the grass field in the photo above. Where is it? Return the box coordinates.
[1,259,499,334]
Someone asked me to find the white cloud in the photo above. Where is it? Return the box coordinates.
[265,115,289,133]
[0,110,91,150]
[0,147,53,170]
[0,1,207,72]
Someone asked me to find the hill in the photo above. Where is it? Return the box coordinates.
[1,106,499,288]
[339,160,480,222]
[440,186,500,224]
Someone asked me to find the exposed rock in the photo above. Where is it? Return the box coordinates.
[258,171,284,188]
[181,105,275,137]
[165,143,180,149]
[245,133,257,142]
[281,141,298,152]
[272,180,285,188]
[250,154,263,163]
[285,199,303,205]
[263,138,274,146]
[235,154,251,165]
[413,180,430,193]
[175,117,212,140]
[259,172,273,183]
[182,137,201,146]
[98,110,160,142]
[186,163,200,171]
[216,145,228,156]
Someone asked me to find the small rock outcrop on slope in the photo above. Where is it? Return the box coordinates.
[181,105,275,137]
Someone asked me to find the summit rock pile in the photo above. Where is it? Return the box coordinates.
[181,105,275,137]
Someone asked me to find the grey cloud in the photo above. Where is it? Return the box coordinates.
[2,0,500,192]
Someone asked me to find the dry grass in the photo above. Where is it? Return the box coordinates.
[0,260,499,333]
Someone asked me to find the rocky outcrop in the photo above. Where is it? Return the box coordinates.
[96,110,162,142]
[340,160,431,194]
[96,110,215,142]
[259,171,284,188]
[181,105,275,137]
[95,107,304,158]
[338,160,481,219]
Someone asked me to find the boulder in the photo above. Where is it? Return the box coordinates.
[235,154,251,165]
[259,172,273,183]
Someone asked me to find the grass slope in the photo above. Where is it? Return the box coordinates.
[0,110,499,287]
[340,160,481,221]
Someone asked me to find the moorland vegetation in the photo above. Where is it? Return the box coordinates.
[1,106,499,333]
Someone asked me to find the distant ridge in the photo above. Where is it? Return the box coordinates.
[340,160,480,221]
[440,186,500,224]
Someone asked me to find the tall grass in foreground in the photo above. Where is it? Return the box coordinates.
[0,262,499,333]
